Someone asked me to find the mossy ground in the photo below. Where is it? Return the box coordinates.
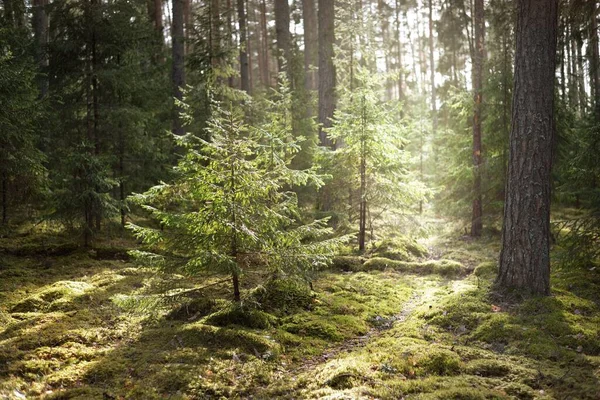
[1,218,599,399]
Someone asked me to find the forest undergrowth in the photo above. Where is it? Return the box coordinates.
[0,215,599,399]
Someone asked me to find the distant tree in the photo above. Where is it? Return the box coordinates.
[471,0,484,236]
[0,28,46,224]
[318,0,335,147]
[497,0,558,295]
[172,0,186,135]
[303,0,318,90]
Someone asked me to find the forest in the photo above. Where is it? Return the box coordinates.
[0,0,599,398]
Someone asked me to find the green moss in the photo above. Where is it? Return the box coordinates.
[253,278,314,315]
[417,348,462,376]
[464,359,511,377]
[330,256,365,271]
[371,237,429,261]
[474,261,498,278]
[204,305,278,329]
[282,316,344,341]
[10,281,94,313]
[166,297,216,321]
[363,257,465,276]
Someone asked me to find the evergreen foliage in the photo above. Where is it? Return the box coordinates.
[128,88,348,301]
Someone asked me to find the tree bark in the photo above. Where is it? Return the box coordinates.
[318,0,336,147]
[32,0,49,99]
[172,0,186,135]
[259,0,270,86]
[237,0,250,92]
[471,0,484,237]
[497,0,558,296]
[303,0,318,90]
[590,2,600,121]
[274,0,291,78]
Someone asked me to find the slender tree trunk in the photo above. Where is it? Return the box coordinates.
[590,3,600,121]
[32,0,49,99]
[567,24,577,108]
[260,0,270,86]
[576,36,586,114]
[184,0,191,51]
[303,0,318,90]
[428,0,437,131]
[210,0,220,66]
[172,0,186,135]
[497,0,558,296]
[358,96,367,252]
[1,173,7,225]
[237,0,250,92]
[318,0,336,147]
[471,0,484,237]
[559,16,566,101]
[155,0,163,34]
[394,0,404,101]
[274,0,291,78]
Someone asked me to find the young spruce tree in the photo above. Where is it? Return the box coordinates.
[128,88,346,302]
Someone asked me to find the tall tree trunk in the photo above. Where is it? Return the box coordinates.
[318,0,336,147]
[303,0,318,90]
[497,0,558,296]
[260,0,270,86]
[575,35,586,114]
[237,0,250,92]
[184,0,191,55]
[274,0,291,78]
[32,0,49,99]
[590,2,600,121]
[428,0,437,131]
[172,0,186,135]
[567,24,577,108]
[210,0,220,66]
[358,96,367,252]
[1,172,7,224]
[394,0,404,101]
[471,0,484,237]
[154,0,163,34]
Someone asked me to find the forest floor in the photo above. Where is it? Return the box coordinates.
[0,215,599,399]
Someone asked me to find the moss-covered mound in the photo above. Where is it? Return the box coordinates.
[363,257,466,276]
[253,278,314,315]
[371,237,429,261]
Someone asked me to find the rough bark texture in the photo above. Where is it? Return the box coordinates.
[303,0,318,90]
[318,0,336,147]
[237,0,250,93]
[172,0,186,135]
[260,0,270,87]
[497,0,558,296]
[32,0,49,99]
[274,0,291,78]
[471,0,484,237]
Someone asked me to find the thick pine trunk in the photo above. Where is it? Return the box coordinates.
[303,0,318,90]
[318,0,336,147]
[172,0,186,135]
[471,0,484,237]
[237,0,250,92]
[274,0,291,78]
[497,0,558,296]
